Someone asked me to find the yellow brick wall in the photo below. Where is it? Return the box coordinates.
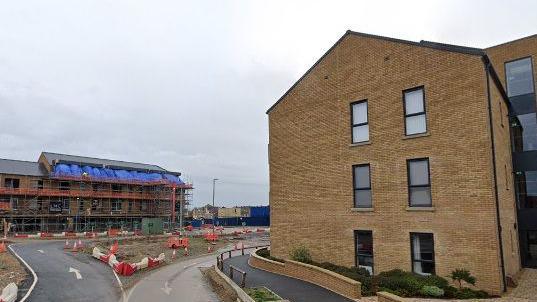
[268,33,520,295]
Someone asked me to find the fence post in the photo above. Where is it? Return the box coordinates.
[241,245,244,256]
[229,266,234,279]
[241,272,246,288]
[228,250,231,258]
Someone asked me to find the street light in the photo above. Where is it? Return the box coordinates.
[212,178,218,233]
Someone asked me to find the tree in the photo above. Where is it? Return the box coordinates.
[449,269,476,289]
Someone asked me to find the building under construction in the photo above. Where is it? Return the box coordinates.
[0,152,192,233]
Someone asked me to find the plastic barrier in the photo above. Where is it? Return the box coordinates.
[203,233,218,242]
[109,241,119,254]
[147,253,165,268]
[0,283,17,302]
[167,237,189,249]
[92,247,164,276]
[108,229,120,237]
[0,242,5,253]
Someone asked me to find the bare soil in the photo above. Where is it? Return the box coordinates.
[201,266,237,302]
[0,244,27,289]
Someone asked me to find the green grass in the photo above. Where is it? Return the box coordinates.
[244,287,281,302]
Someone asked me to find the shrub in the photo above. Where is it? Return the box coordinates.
[449,269,476,288]
[289,245,312,264]
[454,288,489,299]
[419,285,445,297]
[256,248,284,263]
[373,269,452,298]
[313,262,372,295]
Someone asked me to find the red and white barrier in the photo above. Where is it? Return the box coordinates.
[91,246,165,276]
[0,283,17,302]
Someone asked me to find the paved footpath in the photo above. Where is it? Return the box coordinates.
[10,241,121,302]
[223,254,354,302]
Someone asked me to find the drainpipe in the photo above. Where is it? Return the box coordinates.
[483,57,507,292]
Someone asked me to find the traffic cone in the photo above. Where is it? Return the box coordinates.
[0,241,6,253]
[72,241,78,253]
[63,240,70,249]
[184,247,189,256]
[172,249,176,260]
[77,239,83,248]
[207,245,212,253]
[234,242,238,250]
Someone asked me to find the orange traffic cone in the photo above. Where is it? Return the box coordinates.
[184,247,189,256]
[207,245,212,253]
[110,241,119,254]
[63,240,70,249]
[72,241,78,253]
[77,239,83,248]
[0,241,6,253]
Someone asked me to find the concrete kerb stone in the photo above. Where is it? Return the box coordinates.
[0,283,17,302]
[213,264,255,302]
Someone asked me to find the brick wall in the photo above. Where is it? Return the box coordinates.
[268,32,519,295]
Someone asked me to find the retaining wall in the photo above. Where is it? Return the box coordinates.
[248,248,361,300]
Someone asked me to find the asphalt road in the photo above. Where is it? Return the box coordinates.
[223,255,353,302]
[10,241,122,302]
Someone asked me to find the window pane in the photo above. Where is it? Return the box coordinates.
[355,190,372,207]
[412,233,435,275]
[506,58,535,97]
[410,187,431,206]
[512,113,537,152]
[409,160,429,186]
[352,125,369,143]
[516,171,537,209]
[405,89,424,115]
[356,231,374,274]
[354,165,370,189]
[352,102,368,124]
[406,114,427,135]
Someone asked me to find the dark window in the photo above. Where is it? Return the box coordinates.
[112,184,121,192]
[59,181,70,190]
[515,171,537,209]
[62,198,70,210]
[351,101,369,143]
[78,199,85,213]
[411,233,435,275]
[407,158,432,206]
[141,201,148,211]
[506,57,535,97]
[10,196,18,210]
[353,164,372,208]
[355,230,374,274]
[526,231,537,266]
[112,199,122,211]
[91,199,99,211]
[403,87,427,135]
[511,113,537,152]
[4,178,20,188]
[128,201,133,212]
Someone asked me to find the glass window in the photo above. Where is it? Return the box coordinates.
[351,101,369,143]
[404,88,427,135]
[515,171,537,209]
[408,159,431,206]
[506,57,535,97]
[353,164,372,207]
[112,199,122,211]
[4,178,19,188]
[511,113,537,152]
[355,230,374,274]
[411,233,435,275]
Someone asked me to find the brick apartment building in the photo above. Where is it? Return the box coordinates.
[0,152,192,233]
[267,31,537,295]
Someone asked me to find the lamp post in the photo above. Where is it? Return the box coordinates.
[212,178,218,233]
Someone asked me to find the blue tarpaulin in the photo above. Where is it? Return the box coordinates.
[52,163,184,184]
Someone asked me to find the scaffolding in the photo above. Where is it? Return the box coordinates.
[0,172,193,233]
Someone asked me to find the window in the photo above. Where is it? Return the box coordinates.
[31,180,43,189]
[112,184,121,192]
[407,158,432,206]
[511,113,537,152]
[128,201,133,212]
[91,199,99,211]
[10,197,18,210]
[62,198,70,210]
[353,164,372,208]
[59,181,70,190]
[355,230,374,274]
[351,101,369,143]
[4,178,19,188]
[515,171,537,209]
[112,199,122,211]
[411,233,435,275]
[78,199,85,213]
[506,57,535,97]
[403,87,427,135]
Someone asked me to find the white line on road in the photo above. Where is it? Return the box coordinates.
[37,249,44,254]
[69,267,83,280]
[8,244,38,302]
[112,266,127,302]
[160,281,172,295]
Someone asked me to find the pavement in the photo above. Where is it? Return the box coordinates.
[222,254,354,302]
[10,240,121,302]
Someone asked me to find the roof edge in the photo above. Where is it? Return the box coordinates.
[266,30,485,114]
[41,151,168,171]
[486,33,537,50]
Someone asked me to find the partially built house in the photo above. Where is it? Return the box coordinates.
[0,152,192,233]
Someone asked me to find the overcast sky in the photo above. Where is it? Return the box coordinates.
[0,0,535,207]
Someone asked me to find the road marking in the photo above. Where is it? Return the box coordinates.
[112,266,127,302]
[8,244,38,302]
[161,281,172,295]
[69,267,83,280]
[37,249,44,254]
[183,261,199,269]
